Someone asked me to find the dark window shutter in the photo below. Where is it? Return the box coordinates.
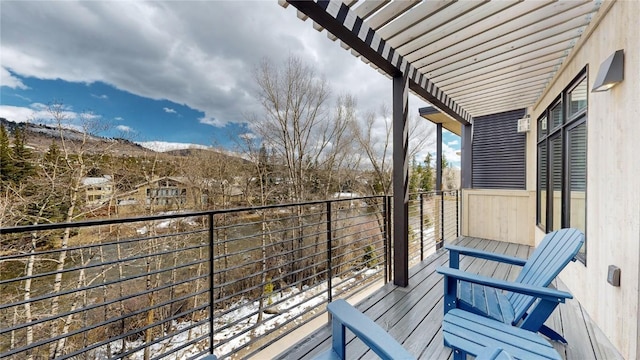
[472,109,526,189]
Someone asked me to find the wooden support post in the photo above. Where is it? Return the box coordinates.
[393,73,409,287]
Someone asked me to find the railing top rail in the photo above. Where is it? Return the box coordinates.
[0,195,388,234]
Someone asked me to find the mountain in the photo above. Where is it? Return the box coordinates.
[1,117,153,156]
[137,141,210,153]
[0,117,247,161]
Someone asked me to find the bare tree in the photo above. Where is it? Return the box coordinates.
[312,94,360,199]
[1,101,112,358]
[45,102,110,358]
[248,56,359,289]
[351,105,435,195]
[251,56,331,202]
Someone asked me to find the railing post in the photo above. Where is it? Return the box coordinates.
[383,196,391,283]
[208,213,215,355]
[419,192,424,261]
[439,191,445,249]
[456,190,459,237]
[326,201,333,305]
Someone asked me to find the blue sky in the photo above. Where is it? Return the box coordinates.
[0,1,460,166]
[0,76,247,147]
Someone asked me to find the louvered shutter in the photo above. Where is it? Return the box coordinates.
[472,109,526,189]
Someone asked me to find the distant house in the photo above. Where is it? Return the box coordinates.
[201,177,245,206]
[116,177,193,211]
[81,175,114,207]
[113,176,246,214]
[144,177,189,207]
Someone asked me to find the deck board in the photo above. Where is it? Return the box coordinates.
[274,237,622,360]
[580,303,625,360]
[545,280,567,358]
[556,280,598,360]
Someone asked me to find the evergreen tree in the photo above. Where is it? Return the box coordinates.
[11,127,34,182]
[44,142,62,172]
[25,142,70,224]
[442,153,449,170]
[421,153,434,192]
[0,124,13,184]
[408,156,422,197]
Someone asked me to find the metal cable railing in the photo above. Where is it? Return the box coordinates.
[407,190,460,268]
[0,192,458,359]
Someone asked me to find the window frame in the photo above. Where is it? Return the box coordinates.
[536,68,588,264]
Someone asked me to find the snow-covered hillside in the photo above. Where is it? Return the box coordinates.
[137,141,211,152]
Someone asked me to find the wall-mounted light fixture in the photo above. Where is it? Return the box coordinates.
[592,49,624,92]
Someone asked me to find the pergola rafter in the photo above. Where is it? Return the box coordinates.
[285,0,473,125]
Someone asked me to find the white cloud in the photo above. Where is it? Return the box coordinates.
[116,124,133,132]
[163,107,177,114]
[443,144,461,168]
[0,105,40,123]
[0,1,431,132]
[447,140,459,146]
[91,93,108,100]
[114,116,124,121]
[199,116,225,127]
[0,103,101,135]
[0,67,28,89]
[239,133,256,140]
[0,103,74,123]
[14,94,32,102]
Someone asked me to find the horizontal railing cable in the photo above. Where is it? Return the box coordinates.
[0,193,458,359]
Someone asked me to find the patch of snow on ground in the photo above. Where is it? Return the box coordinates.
[93,268,381,359]
[135,212,202,233]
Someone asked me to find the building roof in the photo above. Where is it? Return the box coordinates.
[81,176,112,186]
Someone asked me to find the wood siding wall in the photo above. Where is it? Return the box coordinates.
[462,189,535,246]
[531,2,640,357]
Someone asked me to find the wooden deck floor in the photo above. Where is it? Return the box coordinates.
[275,237,622,360]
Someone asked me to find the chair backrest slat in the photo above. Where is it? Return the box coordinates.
[507,228,584,322]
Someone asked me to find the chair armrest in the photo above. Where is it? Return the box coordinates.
[446,245,527,266]
[436,267,572,303]
[324,299,415,360]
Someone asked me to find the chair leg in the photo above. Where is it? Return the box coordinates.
[539,324,568,344]
[453,348,467,360]
[443,274,457,315]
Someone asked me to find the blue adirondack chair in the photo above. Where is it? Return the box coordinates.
[437,228,585,343]
[443,308,562,360]
[314,300,561,360]
[314,299,415,360]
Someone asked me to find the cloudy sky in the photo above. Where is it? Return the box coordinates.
[0,0,460,165]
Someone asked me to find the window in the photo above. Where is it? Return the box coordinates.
[537,115,547,140]
[537,142,547,230]
[537,69,587,263]
[146,186,188,206]
[568,78,588,117]
[550,103,563,130]
[549,135,563,231]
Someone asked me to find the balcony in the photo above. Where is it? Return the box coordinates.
[0,192,621,359]
[0,192,452,359]
[275,237,622,360]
